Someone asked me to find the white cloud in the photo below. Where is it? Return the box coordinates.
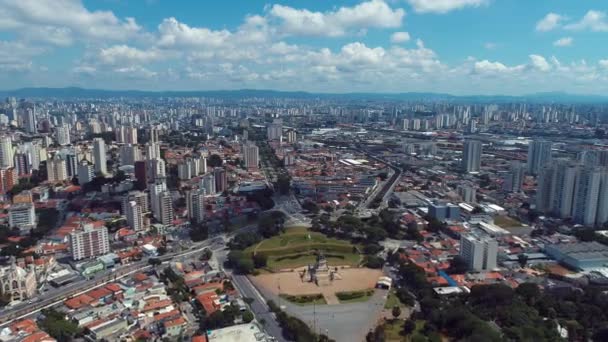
[390,31,411,43]
[484,42,497,50]
[565,10,608,32]
[473,60,524,74]
[529,54,551,72]
[98,45,167,65]
[536,13,564,32]
[268,0,405,37]
[157,17,232,48]
[553,37,573,47]
[406,0,487,14]
[0,0,144,44]
[599,60,608,69]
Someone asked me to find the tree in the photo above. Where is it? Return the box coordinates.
[516,283,540,305]
[518,254,529,268]
[392,306,401,319]
[447,255,468,274]
[364,256,384,269]
[39,309,82,340]
[207,154,223,167]
[242,310,254,323]
[253,253,268,268]
[402,319,416,335]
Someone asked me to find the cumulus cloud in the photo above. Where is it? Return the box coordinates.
[529,54,551,72]
[406,0,487,14]
[565,10,608,32]
[0,0,144,45]
[98,45,167,65]
[536,13,564,32]
[472,60,524,75]
[390,31,411,43]
[553,37,573,47]
[268,0,405,37]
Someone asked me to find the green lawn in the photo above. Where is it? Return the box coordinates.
[279,293,327,306]
[246,227,361,271]
[385,290,402,309]
[384,320,427,342]
[336,289,375,304]
[494,215,524,228]
[267,252,360,271]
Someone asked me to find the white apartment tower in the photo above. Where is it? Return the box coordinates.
[461,140,482,173]
[93,138,107,175]
[460,234,498,272]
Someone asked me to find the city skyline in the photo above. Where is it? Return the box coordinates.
[1,1,608,95]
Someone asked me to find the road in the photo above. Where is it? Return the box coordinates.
[232,274,287,342]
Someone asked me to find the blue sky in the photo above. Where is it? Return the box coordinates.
[1,0,608,95]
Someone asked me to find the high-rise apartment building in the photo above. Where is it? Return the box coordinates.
[56,124,70,146]
[93,138,107,175]
[77,159,94,185]
[69,224,110,261]
[243,142,259,169]
[527,140,553,175]
[460,234,498,272]
[125,200,143,231]
[0,136,13,168]
[461,140,482,173]
[186,189,206,224]
[47,154,68,183]
[502,161,526,193]
[214,167,227,193]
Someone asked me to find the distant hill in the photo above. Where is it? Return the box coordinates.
[0,87,607,103]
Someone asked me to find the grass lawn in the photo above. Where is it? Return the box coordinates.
[384,290,402,309]
[267,252,360,271]
[336,289,375,304]
[494,215,525,228]
[246,227,361,270]
[279,293,327,306]
[384,320,426,342]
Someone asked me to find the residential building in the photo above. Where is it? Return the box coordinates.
[460,234,498,272]
[527,140,553,175]
[125,200,143,231]
[77,159,95,185]
[93,138,107,175]
[8,203,36,232]
[69,224,110,261]
[56,124,70,146]
[186,189,205,224]
[461,140,482,173]
[0,135,13,168]
[47,154,68,183]
[242,142,259,169]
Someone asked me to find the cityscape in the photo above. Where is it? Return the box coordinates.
[1,1,608,342]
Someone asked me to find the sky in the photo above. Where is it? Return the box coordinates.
[1,0,608,95]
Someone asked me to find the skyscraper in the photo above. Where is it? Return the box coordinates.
[47,154,68,183]
[214,167,227,193]
[0,136,13,168]
[527,140,553,175]
[243,142,259,169]
[267,119,282,141]
[202,172,216,195]
[119,144,141,166]
[572,167,603,226]
[56,124,70,146]
[502,161,526,193]
[77,159,94,185]
[461,140,482,173]
[93,138,107,175]
[186,189,206,224]
[125,200,143,231]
